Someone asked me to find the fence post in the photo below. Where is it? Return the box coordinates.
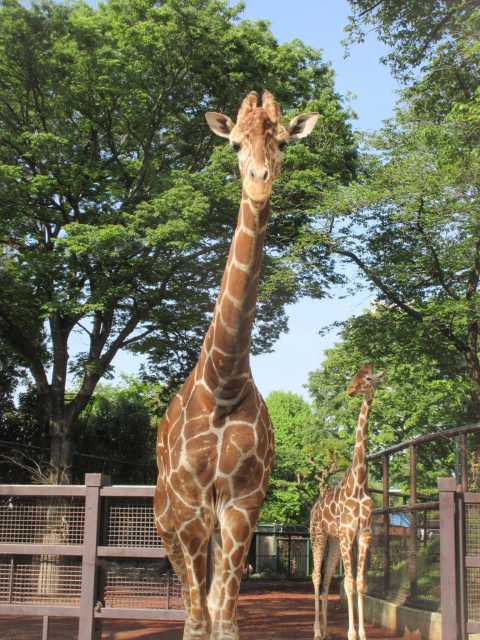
[438,477,460,640]
[409,445,418,600]
[458,433,468,490]
[382,454,390,593]
[79,473,108,640]
[42,616,49,640]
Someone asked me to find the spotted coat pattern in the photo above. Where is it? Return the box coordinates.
[309,365,382,640]
[153,92,319,640]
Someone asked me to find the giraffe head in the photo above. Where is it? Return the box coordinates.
[346,364,384,399]
[205,91,319,202]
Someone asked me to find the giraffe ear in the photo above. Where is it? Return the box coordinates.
[205,112,235,138]
[287,112,319,140]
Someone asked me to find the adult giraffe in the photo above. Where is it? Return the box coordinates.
[310,364,384,640]
[154,91,319,640]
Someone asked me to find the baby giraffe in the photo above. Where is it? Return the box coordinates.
[309,364,384,640]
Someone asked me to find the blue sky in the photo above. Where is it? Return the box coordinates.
[83,0,400,401]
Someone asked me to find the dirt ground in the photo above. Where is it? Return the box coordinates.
[0,583,403,640]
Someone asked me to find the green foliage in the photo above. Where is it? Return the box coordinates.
[73,377,162,483]
[307,308,472,495]
[312,99,480,421]
[0,0,356,479]
[260,391,347,525]
[345,0,480,79]
[260,392,315,524]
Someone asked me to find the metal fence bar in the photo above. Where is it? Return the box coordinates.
[409,445,418,600]
[78,473,106,640]
[0,544,83,556]
[438,477,460,640]
[382,454,390,594]
[457,490,467,640]
[0,485,86,496]
[459,433,468,490]
[42,615,49,640]
[0,474,186,639]
[368,424,480,462]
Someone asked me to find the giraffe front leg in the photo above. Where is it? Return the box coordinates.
[154,480,191,618]
[339,529,357,640]
[356,528,372,640]
[311,531,328,640]
[178,520,212,640]
[207,528,223,626]
[321,537,340,640]
[211,505,256,640]
[159,530,191,618]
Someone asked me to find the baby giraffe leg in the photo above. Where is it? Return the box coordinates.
[340,529,357,640]
[356,528,372,640]
[311,531,328,640]
[321,537,340,638]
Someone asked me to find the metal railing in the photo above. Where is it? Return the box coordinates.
[0,473,184,639]
[366,423,480,609]
[439,478,480,640]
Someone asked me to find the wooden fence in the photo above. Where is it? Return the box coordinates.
[0,473,185,639]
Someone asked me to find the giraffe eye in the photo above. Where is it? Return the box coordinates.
[278,140,287,151]
[231,142,241,153]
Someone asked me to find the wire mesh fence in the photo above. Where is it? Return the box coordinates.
[465,502,480,626]
[0,475,185,640]
[0,497,85,545]
[0,555,82,606]
[102,559,182,609]
[101,498,163,548]
[368,508,440,610]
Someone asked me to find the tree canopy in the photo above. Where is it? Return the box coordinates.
[308,308,472,496]
[345,0,480,79]
[309,103,480,419]
[259,391,348,524]
[0,0,356,481]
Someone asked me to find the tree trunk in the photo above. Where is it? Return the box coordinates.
[37,409,74,597]
[48,414,74,485]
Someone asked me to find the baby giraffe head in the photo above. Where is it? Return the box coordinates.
[205,90,319,202]
[346,363,384,400]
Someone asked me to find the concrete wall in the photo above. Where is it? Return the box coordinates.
[363,594,442,640]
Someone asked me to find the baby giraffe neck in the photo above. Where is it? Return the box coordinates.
[351,396,372,486]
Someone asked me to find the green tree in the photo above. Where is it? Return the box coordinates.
[315,107,480,420]
[308,308,472,494]
[345,0,480,79]
[74,377,163,484]
[0,0,356,482]
[345,1,480,127]
[260,391,346,524]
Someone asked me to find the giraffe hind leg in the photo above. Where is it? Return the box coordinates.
[207,527,223,626]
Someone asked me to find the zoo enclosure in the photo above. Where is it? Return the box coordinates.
[249,523,311,579]
[366,423,480,639]
[0,473,184,640]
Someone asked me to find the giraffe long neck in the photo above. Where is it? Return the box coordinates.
[351,396,372,487]
[199,191,269,402]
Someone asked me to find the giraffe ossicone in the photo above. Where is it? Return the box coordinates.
[154,91,319,640]
[310,364,384,640]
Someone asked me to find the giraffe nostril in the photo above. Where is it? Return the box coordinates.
[249,168,256,179]
[262,169,269,182]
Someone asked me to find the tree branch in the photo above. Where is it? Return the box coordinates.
[334,245,469,354]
